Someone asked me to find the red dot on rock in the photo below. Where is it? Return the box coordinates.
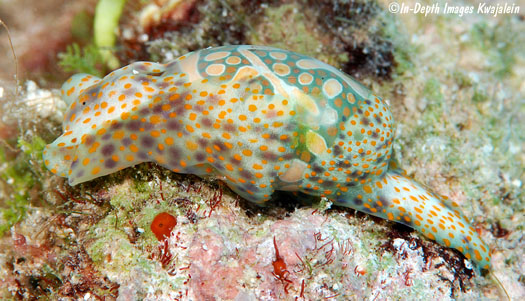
[150,212,177,241]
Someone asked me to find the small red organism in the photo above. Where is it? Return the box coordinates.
[203,187,222,217]
[158,240,174,270]
[403,268,413,286]
[354,265,367,276]
[158,180,165,203]
[53,189,85,205]
[272,236,292,294]
[299,279,305,299]
[294,252,307,274]
[12,233,26,246]
[150,212,177,241]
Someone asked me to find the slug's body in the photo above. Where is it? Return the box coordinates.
[44,45,490,269]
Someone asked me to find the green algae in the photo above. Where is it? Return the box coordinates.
[87,183,168,273]
[422,78,445,103]
[58,5,106,77]
[249,3,334,64]
[70,10,94,43]
[0,136,46,235]
[469,20,520,79]
[94,0,127,69]
[58,43,105,77]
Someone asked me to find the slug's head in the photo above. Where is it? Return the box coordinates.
[43,73,104,179]
[44,62,170,185]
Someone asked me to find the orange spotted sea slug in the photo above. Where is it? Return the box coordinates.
[43,45,491,270]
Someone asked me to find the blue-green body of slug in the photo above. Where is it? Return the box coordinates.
[43,45,491,269]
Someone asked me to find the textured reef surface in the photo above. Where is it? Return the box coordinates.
[0,0,523,299]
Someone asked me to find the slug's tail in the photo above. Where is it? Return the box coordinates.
[336,169,491,270]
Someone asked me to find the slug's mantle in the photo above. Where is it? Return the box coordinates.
[42,45,491,270]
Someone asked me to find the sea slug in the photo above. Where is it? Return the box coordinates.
[43,45,491,270]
